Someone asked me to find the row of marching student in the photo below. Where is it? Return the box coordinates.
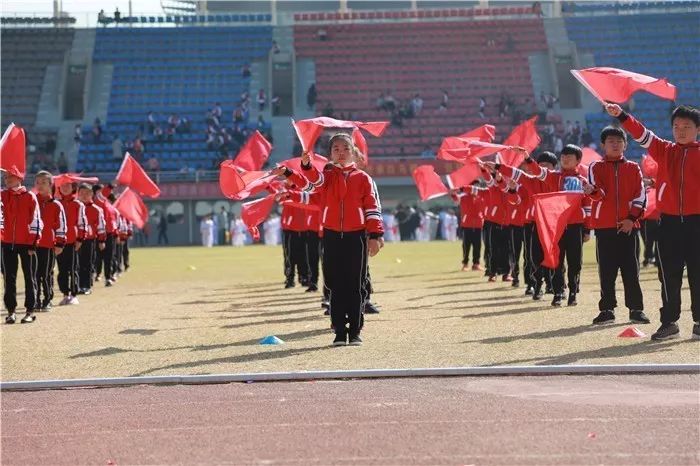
[447,103,699,341]
[1,169,132,324]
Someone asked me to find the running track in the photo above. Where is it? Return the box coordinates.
[2,374,699,465]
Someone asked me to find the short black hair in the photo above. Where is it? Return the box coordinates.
[78,183,92,191]
[671,105,700,126]
[92,183,104,194]
[560,144,583,160]
[600,125,627,144]
[536,151,558,166]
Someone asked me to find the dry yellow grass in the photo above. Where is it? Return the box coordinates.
[1,241,698,381]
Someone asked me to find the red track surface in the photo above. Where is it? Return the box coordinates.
[2,374,699,465]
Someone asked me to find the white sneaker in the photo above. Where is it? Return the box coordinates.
[58,296,70,306]
[67,296,80,305]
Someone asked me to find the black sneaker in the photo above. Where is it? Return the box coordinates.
[323,309,330,316]
[305,284,318,292]
[592,310,615,325]
[511,279,520,288]
[332,333,347,346]
[532,286,544,301]
[284,281,294,289]
[651,323,680,341]
[105,281,113,287]
[364,302,380,314]
[524,285,534,296]
[567,292,577,307]
[21,312,36,324]
[629,310,651,324]
[692,323,700,340]
[78,288,92,295]
[349,334,363,346]
[40,303,52,312]
[545,286,554,295]
[551,294,563,307]
[5,312,16,324]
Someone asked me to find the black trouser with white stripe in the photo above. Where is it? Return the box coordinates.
[461,227,482,266]
[529,224,553,291]
[509,225,524,282]
[123,240,130,270]
[35,247,56,308]
[552,224,584,295]
[1,244,38,312]
[640,219,659,264]
[57,243,79,297]
[595,228,644,312]
[283,230,309,285]
[657,214,700,324]
[323,229,367,338]
[523,223,535,288]
[305,231,320,287]
[485,221,510,277]
[113,241,123,274]
[79,239,95,290]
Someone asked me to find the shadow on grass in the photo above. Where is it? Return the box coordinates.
[215,308,320,320]
[219,314,322,330]
[462,322,630,344]
[118,328,159,336]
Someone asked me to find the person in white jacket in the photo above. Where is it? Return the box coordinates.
[263,214,282,245]
[230,214,247,247]
[200,214,215,247]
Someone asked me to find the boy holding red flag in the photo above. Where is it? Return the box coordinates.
[33,171,67,311]
[450,181,486,272]
[57,181,87,305]
[480,168,514,282]
[584,126,650,325]
[606,103,700,340]
[1,171,43,323]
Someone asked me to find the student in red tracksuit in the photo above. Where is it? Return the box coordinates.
[505,177,528,289]
[57,181,87,305]
[77,184,106,294]
[490,145,592,306]
[304,208,322,292]
[585,126,650,326]
[607,103,700,340]
[122,219,133,271]
[33,171,67,311]
[1,172,43,323]
[450,181,486,272]
[480,168,513,282]
[92,184,118,286]
[641,178,660,267]
[275,133,384,346]
[281,201,310,288]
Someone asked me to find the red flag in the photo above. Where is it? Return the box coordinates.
[413,165,449,201]
[279,153,329,172]
[571,67,677,103]
[219,161,275,201]
[231,130,272,171]
[641,155,658,178]
[577,148,603,177]
[113,188,149,229]
[292,117,389,152]
[499,116,541,167]
[0,123,26,178]
[53,173,100,188]
[280,198,320,212]
[643,187,659,220]
[116,153,161,198]
[352,128,368,163]
[533,192,584,268]
[438,124,496,161]
[241,194,276,240]
[446,158,481,189]
[440,140,510,162]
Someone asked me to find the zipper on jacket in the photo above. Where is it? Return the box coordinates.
[614,163,619,226]
[680,148,687,222]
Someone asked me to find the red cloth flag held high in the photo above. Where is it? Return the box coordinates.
[0,123,26,178]
[116,153,161,198]
[352,128,368,163]
[241,193,276,240]
[438,124,496,161]
[571,67,677,103]
[440,140,510,162]
[446,158,481,189]
[499,116,541,167]
[231,130,272,171]
[113,188,149,229]
[413,165,449,201]
[292,117,389,152]
[576,148,603,177]
[533,192,585,268]
[219,161,275,200]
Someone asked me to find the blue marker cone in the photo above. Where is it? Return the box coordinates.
[259,335,284,345]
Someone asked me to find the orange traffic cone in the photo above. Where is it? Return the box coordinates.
[618,326,646,338]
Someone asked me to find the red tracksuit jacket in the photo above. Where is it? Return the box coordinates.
[84,202,106,241]
[587,157,646,229]
[36,193,67,249]
[94,195,118,235]
[285,162,384,238]
[619,112,700,217]
[59,194,87,245]
[451,186,486,229]
[280,204,308,232]
[1,187,42,247]
[480,171,513,226]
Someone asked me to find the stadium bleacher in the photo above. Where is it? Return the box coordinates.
[77,26,273,173]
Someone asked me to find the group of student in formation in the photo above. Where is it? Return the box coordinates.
[1,171,132,324]
[262,103,698,345]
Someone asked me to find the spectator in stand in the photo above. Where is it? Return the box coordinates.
[307,83,317,111]
[317,28,327,41]
[479,97,486,119]
[573,121,582,144]
[400,100,414,119]
[98,9,107,26]
[231,125,245,145]
[376,92,386,111]
[165,126,175,142]
[553,134,564,153]
[271,95,281,116]
[391,109,403,128]
[146,155,160,172]
[132,137,144,159]
[114,7,121,23]
[322,101,334,118]
[420,146,435,158]
[45,135,56,157]
[180,116,191,133]
[233,107,244,123]
[271,40,280,54]
[440,90,449,111]
[504,33,516,52]
[212,102,223,120]
[257,115,267,131]
[241,63,251,78]
[581,126,594,148]
[112,135,123,160]
[411,93,424,115]
[383,91,396,112]
[73,124,82,145]
[565,120,573,137]
[147,111,156,133]
[257,89,266,111]
[92,118,102,142]
[168,113,180,131]
[153,126,163,141]
[499,93,509,118]
[206,130,217,150]
[57,152,68,173]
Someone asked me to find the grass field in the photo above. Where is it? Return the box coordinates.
[1,241,698,382]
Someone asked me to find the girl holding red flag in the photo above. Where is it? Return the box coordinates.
[273,133,384,346]
[449,181,486,272]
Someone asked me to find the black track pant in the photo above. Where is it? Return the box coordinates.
[101,234,116,281]
[283,230,309,285]
[35,247,56,308]
[509,225,524,282]
[113,241,123,274]
[57,243,79,296]
[552,224,584,295]
[657,214,700,324]
[595,228,644,312]
[305,231,320,286]
[523,223,535,287]
[529,224,554,291]
[641,219,659,264]
[461,227,482,265]
[323,230,367,337]
[486,222,510,276]
[123,240,130,270]
[1,244,38,312]
[79,239,96,290]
